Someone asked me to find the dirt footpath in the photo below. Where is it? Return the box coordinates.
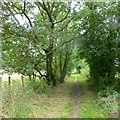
[71,75,80,118]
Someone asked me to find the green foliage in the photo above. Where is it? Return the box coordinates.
[1,1,119,90]
[75,74,86,81]
[2,79,33,117]
[9,102,32,118]
[78,2,119,91]
[30,78,48,93]
[114,77,120,92]
[98,89,119,117]
[79,100,105,118]
[1,2,76,85]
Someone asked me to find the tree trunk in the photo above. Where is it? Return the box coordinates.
[59,50,69,83]
[46,47,56,86]
[21,75,24,87]
[60,72,66,83]
[8,75,11,86]
[59,50,64,83]
[33,72,36,80]
[46,49,51,85]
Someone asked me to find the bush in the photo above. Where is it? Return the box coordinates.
[114,78,120,93]
[30,78,47,93]
[98,89,119,118]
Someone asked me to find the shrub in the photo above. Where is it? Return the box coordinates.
[30,78,48,93]
[98,89,119,118]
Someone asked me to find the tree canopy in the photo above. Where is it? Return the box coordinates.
[1,1,120,90]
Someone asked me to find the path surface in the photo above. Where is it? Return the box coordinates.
[71,75,80,118]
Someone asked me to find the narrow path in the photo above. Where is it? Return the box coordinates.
[71,75,80,118]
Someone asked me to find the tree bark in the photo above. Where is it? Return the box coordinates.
[21,75,24,87]
[59,49,69,83]
[59,50,64,83]
[45,17,56,86]
[46,46,56,86]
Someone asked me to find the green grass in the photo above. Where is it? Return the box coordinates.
[76,73,86,81]
[75,73,108,118]
[2,76,73,118]
[71,66,89,82]
[2,79,33,118]
[2,71,109,118]
[79,93,106,118]
[64,102,72,113]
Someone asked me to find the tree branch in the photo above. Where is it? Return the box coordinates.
[38,2,53,23]
[35,2,45,18]
[23,1,26,12]
[50,2,55,14]
[4,2,20,25]
[34,67,46,80]
[12,3,47,55]
[58,17,73,32]
[12,3,33,27]
[54,9,70,24]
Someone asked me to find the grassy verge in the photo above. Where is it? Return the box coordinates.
[2,72,109,118]
[2,76,73,118]
[31,76,73,118]
[2,78,33,118]
[76,73,108,118]
[79,87,106,118]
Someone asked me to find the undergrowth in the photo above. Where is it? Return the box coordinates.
[98,89,119,118]
[2,77,49,118]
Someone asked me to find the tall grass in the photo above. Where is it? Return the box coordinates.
[75,73,107,118]
[2,77,49,118]
[2,78,33,117]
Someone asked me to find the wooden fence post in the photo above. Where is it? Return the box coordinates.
[8,75,11,86]
[21,75,24,87]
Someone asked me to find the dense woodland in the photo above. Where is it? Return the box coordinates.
[1,1,120,90]
[1,1,120,118]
